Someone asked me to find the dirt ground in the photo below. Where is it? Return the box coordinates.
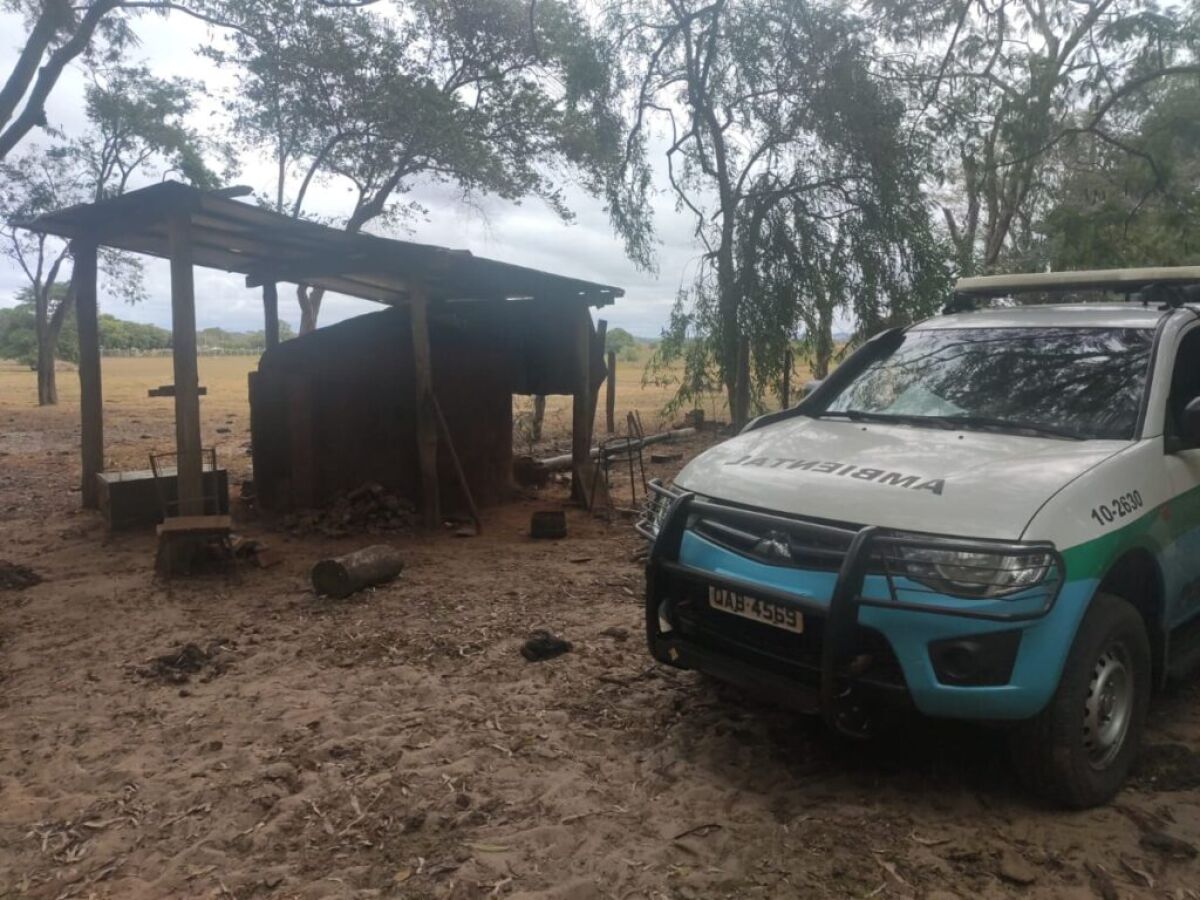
[3,358,1200,900]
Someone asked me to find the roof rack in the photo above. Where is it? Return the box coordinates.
[954,267,1200,297]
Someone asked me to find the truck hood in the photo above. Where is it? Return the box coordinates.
[674,417,1127,540]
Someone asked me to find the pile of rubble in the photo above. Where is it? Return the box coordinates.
[279,482,417,537]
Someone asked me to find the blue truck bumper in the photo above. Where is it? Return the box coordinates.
[643,488,1087,724]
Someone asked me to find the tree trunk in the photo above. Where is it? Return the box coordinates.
[36,337,57,405]
[297,284,325,335]
[34,278,76,406]
[814,301,834,379]
[717,226,746,428]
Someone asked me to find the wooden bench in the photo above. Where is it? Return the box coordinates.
[155,515,234,577]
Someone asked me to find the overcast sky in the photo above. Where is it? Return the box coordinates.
[0,8,705,338]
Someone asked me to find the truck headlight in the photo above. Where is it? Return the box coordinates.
[899,546,1054,599]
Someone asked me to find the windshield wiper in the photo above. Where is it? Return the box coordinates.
[814,410,957,429]
[928,415,1087,441]
[816,410,1087,440]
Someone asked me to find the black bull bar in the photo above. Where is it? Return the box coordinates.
[641,484,1062,728]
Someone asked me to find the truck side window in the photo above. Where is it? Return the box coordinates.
[1167,328,1200,443]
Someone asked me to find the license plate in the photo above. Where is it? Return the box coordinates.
[708,586,804,634]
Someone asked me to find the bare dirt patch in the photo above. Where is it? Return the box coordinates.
[1,357,1199,899]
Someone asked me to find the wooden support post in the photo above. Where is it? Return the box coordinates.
[782,347,792,409]
[606,350,616,434]
[262,282,279,349]
[570,305,593,503]
[168,215,204,516]
[74,240,103,509]
[409,290,440,528]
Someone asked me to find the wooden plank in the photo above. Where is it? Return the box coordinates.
[148,385,207,398]
[409,290,440,528]
[570,304,594,503]
[157,514,232,534]
[74,240,103,509]
[262,282,279,349]
[168,214,205,516]
[606,350,617,434]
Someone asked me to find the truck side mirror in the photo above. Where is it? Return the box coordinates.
[801,379,823,399]
[1180,396,1200,446]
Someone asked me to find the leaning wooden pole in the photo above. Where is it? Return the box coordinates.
[73,240,103,509]
[409,289,440,528]
[168,215,204,516]
[432,395,482,534]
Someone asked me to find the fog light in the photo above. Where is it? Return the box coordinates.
[929,630,1022,686]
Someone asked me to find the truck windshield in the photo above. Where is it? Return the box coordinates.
[818,327,1154,440]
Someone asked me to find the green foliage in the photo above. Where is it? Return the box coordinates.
[197,322,296,353]
[0,292,293,363]
[1038,80,1200,268]
[0,302,37,366]
[620,0,949,419]
[885,0,1200,275]
[75,64,225,198]
[604,327,640,362]
[205,0,628,230]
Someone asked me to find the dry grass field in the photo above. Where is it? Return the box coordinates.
[0,346,729,448]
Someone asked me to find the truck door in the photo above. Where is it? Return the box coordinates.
[1163,325,1200,624]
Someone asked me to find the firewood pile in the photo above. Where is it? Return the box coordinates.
[279,482,416,537]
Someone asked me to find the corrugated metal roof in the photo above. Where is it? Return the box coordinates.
[19,181,623,307]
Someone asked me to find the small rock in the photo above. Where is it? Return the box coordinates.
[601,626,630,642]
[521,630,572,662]
[262,762,300,791]
[216,426,231,434]
[996,850,1038,885]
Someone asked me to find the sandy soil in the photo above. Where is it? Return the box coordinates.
[3,365,1200,899]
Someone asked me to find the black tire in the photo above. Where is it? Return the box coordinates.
[1009,592,1151,809]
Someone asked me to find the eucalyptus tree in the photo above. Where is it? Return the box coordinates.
[206,0,629,332]
[888,0,1200,275]
[1037,76,1200,268]
[0,66,218,404]
[611,0,947,426]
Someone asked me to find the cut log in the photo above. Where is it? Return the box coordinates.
[311,544,405,599]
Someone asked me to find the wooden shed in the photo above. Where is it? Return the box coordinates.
[250,296,609,516]
[19,181,623,535]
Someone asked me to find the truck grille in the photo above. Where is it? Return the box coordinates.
[671,578,906,688]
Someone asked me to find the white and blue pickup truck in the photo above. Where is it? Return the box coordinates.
[638,267,1200,808]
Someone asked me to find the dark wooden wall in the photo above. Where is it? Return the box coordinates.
[250,304,516,514]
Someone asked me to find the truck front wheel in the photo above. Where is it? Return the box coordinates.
[1009,592,1150,809]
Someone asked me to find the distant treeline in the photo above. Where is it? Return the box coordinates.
[0,301,294,366]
